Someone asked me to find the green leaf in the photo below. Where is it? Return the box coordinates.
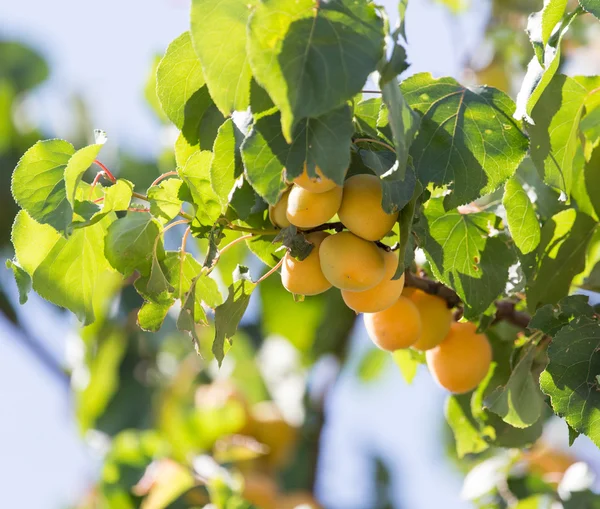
[213,266,257,365]
[524,209,597,312]
[526,0,568,60]
[402,73,528,208]
[156,32,205,129]
[32,214,117,325]
[64,133,107,209]
[75,179,133,227]
[568,423,581,446]
[529,75,600,197]
[445,394,490,458]
[179,151,222,226]
[484,343,544,428]
[137,300,172,332]
[579,0,600,20]
[174,87,226,167]
[242,107,353,204]
[391,348,424,384]
[357,348,388,383]
[354,97,382,139]
[148,178,183,223]
[515,9,580,121]
[6,259,32,305]
[195,272,224,308]
[104,213,163,277]
[190,0,253,114]
[418,199,515,319]
[273,226,313,261]
[248,0,384,140]
[540,316,600,448]
[210,119,245,206]
[395,183,421,275]
[572,148,600,221]
[147,248,174,296]
[11,210,61,275]
[581,107,600,159]
[177,277,208,349]
[163,251,201,300]
[529,294,595,336]
[11,139,74,233]
[503,177,540,254]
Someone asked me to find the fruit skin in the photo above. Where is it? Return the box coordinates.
[319,231,385,291]
[404,288,452,351]
[292,164,338,193]
[364,296,421,351]
[269,189,291,228]
[426,321,492,394]
[338,174,399,241]
[281,232,332,296]
[341,249,405,313]
[286,184,343,229]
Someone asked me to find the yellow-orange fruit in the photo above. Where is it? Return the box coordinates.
[269,189,291,228]
[338,174,399,241]
[341,250,405,313]
[286,184,342,229]
[404,288,453,351]
[281,232,332,296]
[426,322,492,394]
[319,231,385,291]
[292,164,338,193]
[242,472,278,509]
[364,296,421,351]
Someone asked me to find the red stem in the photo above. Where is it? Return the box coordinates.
[93,160,116,183]
[150,171,178,188]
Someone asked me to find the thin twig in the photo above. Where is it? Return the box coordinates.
[362,90,382,94]
[132,191,149,201]
[353,137,395,153]
[256,257,284,284]
[404,271,462,309]
[220,234,253,255]
[93,160,116,182]
[150,171,179,188]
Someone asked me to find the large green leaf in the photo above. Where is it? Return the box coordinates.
[581,106,600,159]
[179,150,222,227]
[248,0,384,140]
[190,0,254,114]
[213,266,257,365]
[12,209,61,275]
[32,215,118,325]
[210,119,245,207]
[529,294,595,336]
[579,0,600,20]
[529,75,600,196]
[11,139,74,233]
[484,343,544,428]
[502,177,540,254]
[402,73,528,208]
[526,0,568,60]
[524,209,597,312]
[104,213,163,277]
[446,394,490,458]
[156,32,205,129]
[418,199,515,319]
[540,316,600,448]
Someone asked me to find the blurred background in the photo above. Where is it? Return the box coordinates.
[2,0,600,508]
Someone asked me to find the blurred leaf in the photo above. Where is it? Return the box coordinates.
[138,300,172,332]
[0,41,49,91]
[213,266,257,365]
[446,394,490,458]
[391,348,424,384]
[358,348,389,382]
[503,177,540,254]
[156,32,205,129]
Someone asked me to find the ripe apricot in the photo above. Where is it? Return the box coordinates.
[292,164,338,193]
[281,232,332,296]
[338,174,399,241]
[341,249,405,313]
[319,231,385,291]
[364,296,421,351]
[404,288,452,351]
[426,321,492,394]
[286,184,342,229]
[269,189,291,228]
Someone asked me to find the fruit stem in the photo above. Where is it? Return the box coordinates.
[255,257,284,284]
[305,222,345,233]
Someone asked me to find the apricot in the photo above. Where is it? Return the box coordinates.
[338,174,399,241]
[404,288,452,351]
[364,296,421,351]
[426,321,492,394]
[281,232,332,296]
[319,231,385,291]
[341,249,405,313]
[292,164,338,193]
[286,184,342,229]
[269,189,291,228]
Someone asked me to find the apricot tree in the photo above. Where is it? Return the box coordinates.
[6,0,600,506]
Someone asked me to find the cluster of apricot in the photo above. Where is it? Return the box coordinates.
[270,166,492,395]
